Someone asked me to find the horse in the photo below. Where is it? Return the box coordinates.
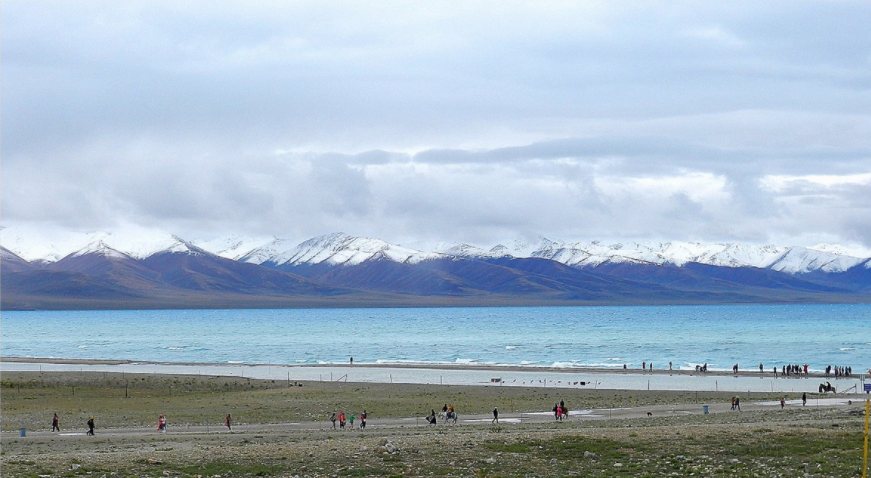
[445,411,458,424]
[819,382,836,393]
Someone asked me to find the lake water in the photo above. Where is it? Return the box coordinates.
[2,304,869,374]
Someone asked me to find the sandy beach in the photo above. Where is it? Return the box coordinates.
[3,356,866,394]
[2,360,870,477]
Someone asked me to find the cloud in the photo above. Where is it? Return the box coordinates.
[2,1,870,248]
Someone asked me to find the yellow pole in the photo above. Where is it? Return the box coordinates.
[863,399,869,478]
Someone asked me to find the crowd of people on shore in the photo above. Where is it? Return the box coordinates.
[329,410,367,430]
[684,361,859,379]
[825,365,854,378]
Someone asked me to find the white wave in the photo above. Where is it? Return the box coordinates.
[505,345,520,350]
[839,347,856,351]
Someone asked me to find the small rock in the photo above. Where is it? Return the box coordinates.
[584,451,596,459]
[71,464,82,471]
[728,458,740,464]
[614,463,623,468]
[550,458,557,465]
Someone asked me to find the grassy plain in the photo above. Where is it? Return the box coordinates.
[1,371,868,477]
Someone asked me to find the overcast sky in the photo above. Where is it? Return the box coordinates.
[3,1,870,248]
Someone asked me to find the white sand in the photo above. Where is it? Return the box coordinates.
[4,359,868,394]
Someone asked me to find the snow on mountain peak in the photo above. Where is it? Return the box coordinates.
[195,235,277,261]
[278,232,443,266]
[71,240,130,260]
[3,225,870,274]
[0,226,201,262]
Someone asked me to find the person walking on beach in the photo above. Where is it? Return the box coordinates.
[87,416,95,435]
[338,411,346,429]
[734,396,741,411]
[802,392,807,406]
[330,412,337,429]
[225,414,232,431]
[52,413,60,432]
[349,413,355,429]
[360,410,367,429]
[157,414,167,433]
[780,397,785,409]
[492,407,499,424]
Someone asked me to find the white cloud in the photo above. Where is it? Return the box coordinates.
[2,1,870,249]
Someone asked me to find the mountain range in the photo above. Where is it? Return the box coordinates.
[2,229,869,310]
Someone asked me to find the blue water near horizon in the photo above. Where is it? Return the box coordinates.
[2,304,869,373]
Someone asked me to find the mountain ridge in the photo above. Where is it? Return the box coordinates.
[2,229,869,310]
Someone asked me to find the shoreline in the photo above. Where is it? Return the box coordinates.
[3,356,865,394]
[0,355,837,377]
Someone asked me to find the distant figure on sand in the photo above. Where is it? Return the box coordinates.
[360,410,367,429]
[225,414,232,430]
[87,416,95,435]
[780,397,785,409]
[802,392,807,406]
[330,412,337,429]
[350,357,353,365]
[157,414,167,432]
[52,413,60,432]
[492,407,499,424]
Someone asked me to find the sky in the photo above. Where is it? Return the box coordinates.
[2,1,871,250]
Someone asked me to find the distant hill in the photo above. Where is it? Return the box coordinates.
[2,230,869,310]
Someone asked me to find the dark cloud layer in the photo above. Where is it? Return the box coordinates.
[2,1,870,248]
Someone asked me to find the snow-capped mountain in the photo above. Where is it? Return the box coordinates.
[193,235,275,261]
[243,232,446,267]
[2,227,204,262]
[3,228,869,310]
[4,226,870,273]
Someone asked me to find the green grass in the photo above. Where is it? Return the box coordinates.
[2,371,785,432]
[3,371,868,477]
